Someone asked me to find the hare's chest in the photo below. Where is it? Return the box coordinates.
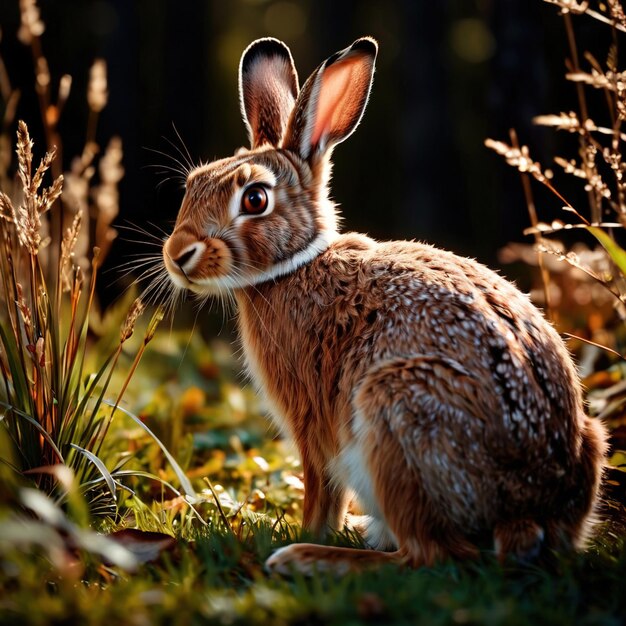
[238,321,295,440]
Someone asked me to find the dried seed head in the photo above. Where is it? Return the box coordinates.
[545,0,589,15]
[144,306,164,344]
[121,298,145,343]
[94,137,123,262]
[40,174,64,212]
[484,139,551,184]
[0,192,13,222]
[60,211,83,292]
[12,122,64,254]
[87,59,108,113]
[582,144,611,205]
[58,74,72,106]
[608,0,626,29]
[99,137,124,186]
[567,68,626,92]
[555,156,583,178]
[32,147,57,193]
[18,0,45,45]
[16,197,42,254]
[534,112,581,132]
[16,120,33,191]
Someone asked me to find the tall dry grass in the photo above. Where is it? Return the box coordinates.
[488,0,626,516]
[0,0,170,517]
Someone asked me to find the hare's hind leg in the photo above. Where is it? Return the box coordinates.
[494,417,606,563]
[265,356,480,575]
[493,520,545,563]
[348,358,480,567]
[541,416,607,555]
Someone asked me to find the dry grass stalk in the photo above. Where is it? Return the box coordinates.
[87,59,108,114]
[93,136,122,262]
[2,1,124,305]
[0,124,163,509]
[4,3,115,282]
[534,111,626,139]
[17,0,45,45]
[59,210,82,292]
[545,0,626,32]
[484,136,586,220]
[0,1,167,510]
[485,138,553,182]
[10,120,63,255]
[488,2,626,222]
[489,0,626,359]
[121,298,145,343]
[609,0,626,29]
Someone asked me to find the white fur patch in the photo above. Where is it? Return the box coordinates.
[248,229,339,284]
[190,229,338,293]
[330,436,397,550]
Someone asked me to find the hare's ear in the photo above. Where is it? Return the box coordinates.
[282,37,377,161]
[239,38,299,148]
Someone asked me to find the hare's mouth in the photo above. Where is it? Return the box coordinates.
[190,273,251,293]
[163,234,236,287]
[165,270,238,295]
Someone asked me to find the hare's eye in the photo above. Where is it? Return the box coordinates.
[241,185,268,215]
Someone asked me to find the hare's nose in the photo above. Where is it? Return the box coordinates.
[165,240,205,275]
[174,246,198,269]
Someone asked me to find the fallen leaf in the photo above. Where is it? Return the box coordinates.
[107,529,176,563]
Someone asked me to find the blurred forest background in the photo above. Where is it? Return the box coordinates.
[0,0,596,311]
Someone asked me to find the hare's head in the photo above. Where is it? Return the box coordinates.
[162,37,377,295]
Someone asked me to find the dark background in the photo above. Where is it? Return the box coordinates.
[0,0,596,306]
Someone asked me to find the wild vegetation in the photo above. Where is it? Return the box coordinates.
[1,1,626,625]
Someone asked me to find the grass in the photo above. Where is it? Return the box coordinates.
[2,503,626,625]
[1,329,625,626]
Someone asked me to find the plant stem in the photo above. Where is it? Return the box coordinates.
[563,11,601,223]
[509,130,554,321]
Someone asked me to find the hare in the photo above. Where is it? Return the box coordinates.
[161,37,607,574]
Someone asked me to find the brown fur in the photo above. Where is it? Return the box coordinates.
[238,239,607,572]
[162,37,608,575]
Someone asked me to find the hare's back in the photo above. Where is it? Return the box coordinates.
[321,237,586,522]
[321,236,583,450]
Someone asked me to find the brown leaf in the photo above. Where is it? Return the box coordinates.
[107,529,176,564]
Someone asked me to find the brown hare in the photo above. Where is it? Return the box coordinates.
[161,37,607,574]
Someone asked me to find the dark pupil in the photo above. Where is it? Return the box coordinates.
[247,189,264,209]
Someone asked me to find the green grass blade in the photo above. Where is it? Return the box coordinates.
[103,401,198,500]
[69,443,117,503]
[60,350,116,449]
[60,313,91,423]
[0,401,64,465]
[587,226,626,276]
[112,469,207,524]
[0,322,31,413]
[81,475,135,497]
